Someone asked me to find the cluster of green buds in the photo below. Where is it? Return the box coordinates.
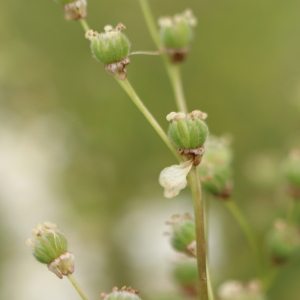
[218,280,266,300]
[166,214,196,256]
[198,135,233,199]
[158,10,197,63]
[159,111,208,198]
[267,219,300,264]
[56,0,87,21]
[283,149,300,198]
[26,222,74,279]
[172,261,198,297]
[85,24,131,80]
[100,286,141,300]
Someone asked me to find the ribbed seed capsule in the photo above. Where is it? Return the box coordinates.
[85,24,131,80]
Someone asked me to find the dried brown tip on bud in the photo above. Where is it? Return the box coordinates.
[105,57,130,81]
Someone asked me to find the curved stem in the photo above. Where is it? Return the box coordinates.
[130,50,161,56]
[116,78,182,161]
[79,18,90,32]
[206,262,214,300]
[67,274,90,300]
[138,0,188,113]
[188,166,208,300]
[224,200,263,277]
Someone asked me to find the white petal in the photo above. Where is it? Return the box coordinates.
[159,160,193,198]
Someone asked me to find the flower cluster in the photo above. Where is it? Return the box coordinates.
[100,286,141,300]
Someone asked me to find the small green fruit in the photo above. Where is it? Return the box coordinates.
[198,136,233,199]
[167,111,209,151]
[85,24,131,80]
[101,287,141,300]
[26,222,74,278]
[167,214,196,256]
[267,219,300,264]
[158,10,197,62]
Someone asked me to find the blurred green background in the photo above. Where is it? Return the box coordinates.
[1,0,300,299]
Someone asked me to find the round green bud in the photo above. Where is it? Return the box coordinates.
[267,219,300,264]
[26,222,74,278]
[198,136,233,199]
[85,24,131,80]
[26,222,68,264]
[158,10,197,62]
[167,111,209,151]
[101,287,141,300]
[167,214,196,256]
[86,24,130,65]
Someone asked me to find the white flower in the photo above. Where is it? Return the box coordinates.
[159,160,193,198]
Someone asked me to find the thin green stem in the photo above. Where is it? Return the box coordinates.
[80,18,90,32]
[116,78,182,161]
[188,166,208,300]
[67,274,90,300]
[206,262,214,300]
[138,0,188,113]
[224,200,263,277]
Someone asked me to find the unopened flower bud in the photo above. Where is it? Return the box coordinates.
[267,219,300,264]
[100,286,141,300]
[218,280,266,300]
[85,24,131,80]
[283,149,300,198]
[158,10,197,62]
[172,261,198,297]
[26,222,74,279]
[198,136,233,199]
[166,214,196,256]
[56,0,87,21]
[167,111,209,160]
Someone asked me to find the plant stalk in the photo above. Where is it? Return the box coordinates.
[188,166,208,300]
[138,0,188,113]
[224,200,263,277]
[116,78,182,161]
[67,274,90,300]
[80,18,90,32]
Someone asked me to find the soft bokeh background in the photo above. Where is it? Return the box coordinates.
[1,0,300,299]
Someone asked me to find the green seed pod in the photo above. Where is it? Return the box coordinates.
[101,287,141,300]
[26,222,74,279]
[167,111,209,152]
[172,262,198,297]
[167,214,196,256]
[85,24,131,80]
[59,0,87,20]
[267,219,300,264]
[283,149,300,198]
[198,136,233,199]
[158,10,197,62]
[218,280,266,300]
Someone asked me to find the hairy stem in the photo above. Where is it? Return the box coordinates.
[67,274,90,300]
[138,0,188,113]
[188,166,208,300]
[116,78,182,161]
[224,200,263,277]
